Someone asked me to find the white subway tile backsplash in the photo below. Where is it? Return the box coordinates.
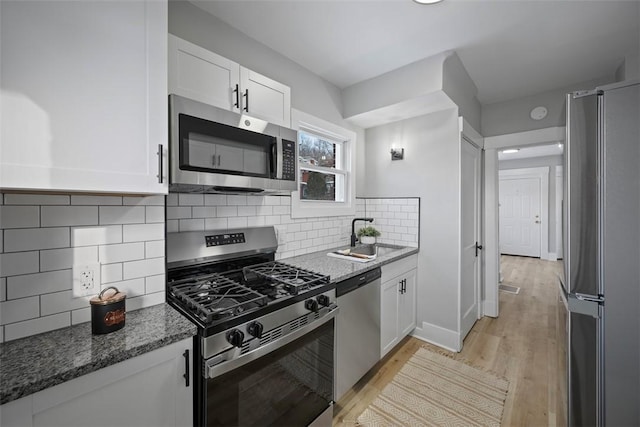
[0,251,39,277]
[40,291,89,316]
[105,278,145,297]
[204,194,227,206]
[179,219,205,232]
[166,220,179,233]
[123,195,165,206]
[256,206,272,216]
[205,218,228,230]
[145,206,165,224]
[4,227,69,252]
[0,206,40,229]
[71,225,122,247]
[264,197,281,206]
[166,193,179,207]
[122,257,164,280]
[192,207,216,218]
[226,195,247,206]
[0,278,6,301]
[99,206,145,225]
[145,240,164,259]
[237,206,257,216]
[0,296,40,324]
[4,194,69,205]
[126,291,165,312]
[99,242,145,264]
[4,312,70,342]
[246,217,265,227]
[145,274,165,294]
[7,269,72,299]
[179,194,204,206]
[71,307,91,325]
[228,217,248,228]
[273,205,290,215]
[71,195,122,206]
[40,246,98,272]
[122,223,164,242]
[217,206,238,217]
[167,206,192,219]
[246,196,263,206]
[102,263,123,284]
[41,206,98,227]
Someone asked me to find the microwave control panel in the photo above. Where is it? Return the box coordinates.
[282,140,296,181]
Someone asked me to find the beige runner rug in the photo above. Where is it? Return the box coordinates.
[356,347,509,427]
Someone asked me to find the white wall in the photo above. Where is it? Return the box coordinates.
[481,75,616,137]
[363,108,462,346]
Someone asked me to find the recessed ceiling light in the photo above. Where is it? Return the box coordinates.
[502,149,520,154]
[530,106,548,120]
[413,0,444,4]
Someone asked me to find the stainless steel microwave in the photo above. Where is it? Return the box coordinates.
[169,94,297,195]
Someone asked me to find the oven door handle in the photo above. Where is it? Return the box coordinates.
[206,307,339,379]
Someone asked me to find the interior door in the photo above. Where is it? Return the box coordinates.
[460,138,481,342]
[499,177,542,257]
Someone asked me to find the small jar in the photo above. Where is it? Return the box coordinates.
[90,286,126,334]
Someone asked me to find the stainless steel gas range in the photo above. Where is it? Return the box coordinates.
[166,226,337,427]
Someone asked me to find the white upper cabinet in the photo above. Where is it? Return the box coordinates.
[169,35,292,127]
[0,0,168,195]
[169,35,241,112]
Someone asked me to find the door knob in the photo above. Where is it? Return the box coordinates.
[535,220,541,224]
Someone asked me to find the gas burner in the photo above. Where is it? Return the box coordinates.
[170,273,268,323]
[243,262,330,295]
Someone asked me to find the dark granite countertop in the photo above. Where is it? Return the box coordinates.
[282,244,419,284]
[0,303,196,405]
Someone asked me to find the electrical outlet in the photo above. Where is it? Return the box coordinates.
[73,263,101,298]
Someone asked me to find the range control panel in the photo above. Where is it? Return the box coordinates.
[205,232,246,247]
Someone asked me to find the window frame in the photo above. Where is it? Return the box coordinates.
[290,109,356,218]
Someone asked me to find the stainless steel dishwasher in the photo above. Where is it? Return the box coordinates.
[335,267,381,400]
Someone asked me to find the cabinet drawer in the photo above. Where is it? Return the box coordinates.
[381,254,418,283]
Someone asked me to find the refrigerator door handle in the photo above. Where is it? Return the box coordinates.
[568,293,603,318]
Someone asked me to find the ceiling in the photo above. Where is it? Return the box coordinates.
[189,0,639,105]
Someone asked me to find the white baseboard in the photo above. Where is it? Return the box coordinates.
[545,252,557,261]
[412,321,461,352]
[482,299,498,318]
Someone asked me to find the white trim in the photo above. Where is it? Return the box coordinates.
[483,149,500,317]
[411,321,461,352]
[556,166,564,259]
[290,109,356,218]
[499,166,551,260]
[484,126,565,149]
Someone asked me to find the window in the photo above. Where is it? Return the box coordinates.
[291,109,356,218]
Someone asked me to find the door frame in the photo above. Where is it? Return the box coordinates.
[498,167,550,259]
[483,126,565,317]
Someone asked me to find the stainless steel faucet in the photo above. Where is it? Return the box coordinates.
[351,217,373,247]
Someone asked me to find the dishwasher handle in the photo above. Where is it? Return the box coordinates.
[336,267,382,297]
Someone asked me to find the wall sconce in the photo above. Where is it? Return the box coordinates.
[390,147,404,161]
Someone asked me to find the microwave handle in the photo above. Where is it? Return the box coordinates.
[273,137,283,179]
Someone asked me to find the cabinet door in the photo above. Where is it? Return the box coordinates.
[1,338,193,427]
[0,1,168,194]
[169,34,240,112]
[240,67,291,127]
[380,278,400,358]
[398,269,417,338]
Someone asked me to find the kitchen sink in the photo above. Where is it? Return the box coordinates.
[327,244,399,263]
[351,244,397,257]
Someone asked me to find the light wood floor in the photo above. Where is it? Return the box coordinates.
[333,255,564,426]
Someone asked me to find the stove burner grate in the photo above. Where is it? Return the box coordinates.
[243,262,330,295]
[170,273,268,323]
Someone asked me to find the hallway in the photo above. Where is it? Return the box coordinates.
[334,255,564,426]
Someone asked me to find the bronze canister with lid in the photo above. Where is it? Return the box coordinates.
[90,286,126,334]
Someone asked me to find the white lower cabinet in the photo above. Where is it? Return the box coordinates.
[381,255,418,358]
[1,338,193,427]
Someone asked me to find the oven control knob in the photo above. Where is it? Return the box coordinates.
[226,329,245,348]
[316,295,330,307]
[247,321,264,339]
[305,299,319,313]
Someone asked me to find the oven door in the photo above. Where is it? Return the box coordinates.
[201,317,335,427]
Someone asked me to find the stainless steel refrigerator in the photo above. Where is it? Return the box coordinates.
[559,79,639,426]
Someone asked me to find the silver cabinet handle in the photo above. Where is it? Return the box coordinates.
[212,155,217,167]
[156,144,163,184]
